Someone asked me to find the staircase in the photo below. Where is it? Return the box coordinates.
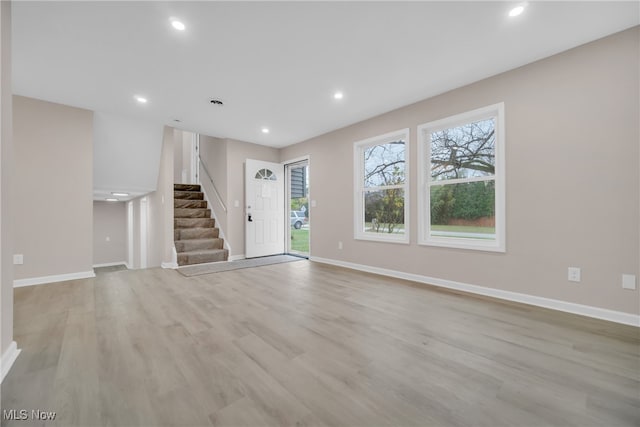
[174,184,228,266]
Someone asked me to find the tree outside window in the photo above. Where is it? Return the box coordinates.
[418,104,505,252]
[354,129,409,243]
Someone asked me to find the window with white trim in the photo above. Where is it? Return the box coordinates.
[418,103,505,252]
[354,129,409,243]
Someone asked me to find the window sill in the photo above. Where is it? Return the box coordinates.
[355,234,410,245]
[419,237,505,253]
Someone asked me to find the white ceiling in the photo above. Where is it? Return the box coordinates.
[12,1,639,148]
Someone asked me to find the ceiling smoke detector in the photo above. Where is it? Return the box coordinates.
[210,99,224,106]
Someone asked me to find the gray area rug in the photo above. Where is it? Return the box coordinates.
[177,254,304,277]
[94,264,128,275]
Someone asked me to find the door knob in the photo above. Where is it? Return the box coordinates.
[248,214,253,222]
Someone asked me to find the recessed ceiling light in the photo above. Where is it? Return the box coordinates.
[261,127,270,134]
[334,91,344,100]
[106,198,119,202]
[171,20,186,31]
[111,192,129,197]
[508,5,525,17]
[134,96,148,104]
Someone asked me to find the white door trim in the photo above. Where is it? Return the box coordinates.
[284,156,311,257]
[139,197,148,269]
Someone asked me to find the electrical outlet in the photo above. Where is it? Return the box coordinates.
[622,274,637,290]
[568,267,581,282]
[338,241,343,250]
[13,254,23,265]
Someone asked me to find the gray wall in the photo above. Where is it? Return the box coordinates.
[280,27,640,315]
[146,127,175,268]
[1,0,13,359]
[13,96,94,280]
[199,135,228,246]
[173,131,196,185]
[93,201,127,266]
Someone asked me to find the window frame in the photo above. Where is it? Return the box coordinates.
[353,128,410,244]
[417,103,505,252]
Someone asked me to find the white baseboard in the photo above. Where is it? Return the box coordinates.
[13,270,96,288]
[229,254,246,261]
[1,341,21,383]
[161,262,179,269]
[311,256,640,327]
[92,261,128,268]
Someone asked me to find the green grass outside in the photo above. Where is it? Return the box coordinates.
[364,223,405,234]
[431,225,495,234]
[290,228,309,253]
[289,225,494,254]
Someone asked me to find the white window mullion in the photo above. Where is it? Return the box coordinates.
[428,175,496,188]
[364,184,406,191]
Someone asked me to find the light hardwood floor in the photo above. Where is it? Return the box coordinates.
[2,261,639,426]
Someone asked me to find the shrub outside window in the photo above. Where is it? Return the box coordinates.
[354,129,410,243]
[418,103,505,252]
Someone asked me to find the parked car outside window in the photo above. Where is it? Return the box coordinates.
[290,211,308,229]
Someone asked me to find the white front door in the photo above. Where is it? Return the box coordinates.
[245,159,285,258]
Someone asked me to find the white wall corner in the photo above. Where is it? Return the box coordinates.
[161,246,178,269]
[1,341,21,383]
[13,270,96,288]
[161,261,179,269]
[310,256,640,328]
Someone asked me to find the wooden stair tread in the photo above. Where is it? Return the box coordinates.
[175,238,220,244]
[174,208,212,218]
[174,191,204,200]
[175,238,224,252]
[174,183,201,192]
[177,248,227,255]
